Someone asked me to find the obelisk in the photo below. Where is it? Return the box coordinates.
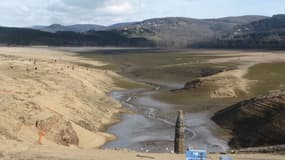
[174,110,185,154]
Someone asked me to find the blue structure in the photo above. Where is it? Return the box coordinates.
[186,150,207,160]
[220,156,232,160]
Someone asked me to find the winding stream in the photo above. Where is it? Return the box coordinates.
[103,82,229,153]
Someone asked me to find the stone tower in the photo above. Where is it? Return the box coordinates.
[174,110,185,154]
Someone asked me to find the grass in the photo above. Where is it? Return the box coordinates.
[113,77,149,89]
[77,49,244,110]
[73,56,149,90]
[154,88,244,112]
[245,62,285,96]
[156,62,285,108]
[79,50,238,83]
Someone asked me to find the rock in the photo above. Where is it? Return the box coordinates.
[57,122,79,146]
[36,116,79,146]
[212,90,285,148]
[235,144,285,154]
[184,79,203,89]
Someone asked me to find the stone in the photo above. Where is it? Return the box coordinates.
[174,110,185,154]
[57,121,79,146]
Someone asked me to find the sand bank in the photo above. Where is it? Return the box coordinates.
[0,47,123,149]
[200,51,285,98]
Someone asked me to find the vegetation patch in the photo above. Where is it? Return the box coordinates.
[245,62,285,96]
[78,50,238,83]
[154,88,243,112]
[113,77,149,89]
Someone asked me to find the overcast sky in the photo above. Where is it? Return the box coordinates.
[1,0,284,27]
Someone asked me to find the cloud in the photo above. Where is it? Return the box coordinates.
[45,0,140,25]
[52,0,139,15]
[0,0,141,26]
[61,0,104,9]
[99,1,137,14]
[0,0,282,27]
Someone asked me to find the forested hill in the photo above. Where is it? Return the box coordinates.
[31,15,267,48]
[3,15,285,48]
[0,27,153,47]
[192,15,285,49]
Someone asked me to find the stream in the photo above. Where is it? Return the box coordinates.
[103,82,229,153]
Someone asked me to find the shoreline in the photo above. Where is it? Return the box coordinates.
[99,49,285,151]
[103,80,229,152]
[0,46,127,149]
[4,46,283,150]
[0,47,285,159]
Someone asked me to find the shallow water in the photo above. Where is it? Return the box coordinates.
[103,87,229,153]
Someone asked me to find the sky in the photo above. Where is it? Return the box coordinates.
[0,0,284,27]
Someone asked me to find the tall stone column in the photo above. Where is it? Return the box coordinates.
[174,110,185,154]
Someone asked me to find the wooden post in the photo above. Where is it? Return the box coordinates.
[174,110,185,154]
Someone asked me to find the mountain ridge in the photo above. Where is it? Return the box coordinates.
[33,24,106,33]
[30,15,267,47]
[110,15,268,47]
[32,15,268,32]
[2,15,282,47]
[193,14,285,49]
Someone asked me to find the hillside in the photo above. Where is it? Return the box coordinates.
[212,90,285,148]
[31,16,267,47]
[0,47,125,149]
[6,15,285,48]
[194,15,285,49]
[111,16,267,47]
[33,24,106,33]
[0,27,152,46]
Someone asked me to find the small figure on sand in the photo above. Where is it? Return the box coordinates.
[35,120,46,145]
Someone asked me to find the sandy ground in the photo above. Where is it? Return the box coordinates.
[0,140,284,160]
[199,51,285,98]
[0,47,285,160]
[0,47,123,149]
